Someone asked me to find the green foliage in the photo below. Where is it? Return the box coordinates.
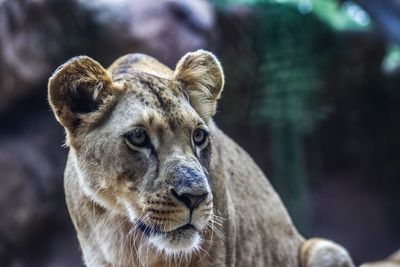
[382,44,400,73]
[215,0,371,31]
[214,0,372,232]
[313,0,371,30]
[215,1,371,134]
[250,3,332,134]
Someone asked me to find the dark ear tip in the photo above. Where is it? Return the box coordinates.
[48,56,108,94]
[49,56,95,81]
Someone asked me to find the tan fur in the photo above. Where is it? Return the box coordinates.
[48,50,354,267]
[174,50,224,121]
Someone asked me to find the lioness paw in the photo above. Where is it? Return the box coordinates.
[300,238,355,267]
[360,249,400,267]
[360,263,400,267]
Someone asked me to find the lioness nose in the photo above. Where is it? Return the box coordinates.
[171,189,208,210]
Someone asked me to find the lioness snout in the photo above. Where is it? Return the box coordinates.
[169,165,210,210]
[171,189,208,210]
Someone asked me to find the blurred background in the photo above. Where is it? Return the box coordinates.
[0,0,399,266]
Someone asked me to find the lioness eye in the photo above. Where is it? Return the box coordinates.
[193,128,208,147]
[124,128,149,148]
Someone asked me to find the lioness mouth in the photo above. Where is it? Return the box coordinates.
[136,221,197,237]
[177,223,196,231]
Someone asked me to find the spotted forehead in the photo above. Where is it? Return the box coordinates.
[119,73,201,130]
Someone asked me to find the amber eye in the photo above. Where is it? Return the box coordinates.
[193,128,209,147]
[124,128,150,148]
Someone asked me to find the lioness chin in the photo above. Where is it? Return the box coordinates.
[48,50,355,267]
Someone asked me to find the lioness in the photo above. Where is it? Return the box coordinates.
[48,50,354,267]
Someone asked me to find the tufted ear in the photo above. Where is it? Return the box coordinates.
[48,56,120,133]
[174,50,224,121]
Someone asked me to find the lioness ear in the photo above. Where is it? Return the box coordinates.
[174,50,224,121]
[48,56,119,132]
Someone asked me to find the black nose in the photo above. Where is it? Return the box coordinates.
[171,189,208,210]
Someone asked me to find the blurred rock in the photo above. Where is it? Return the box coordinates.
[0,119,63,245]
[0,0,90,112]
[0,0,216,112]
[0,94,67,264]
[81,0,216,67]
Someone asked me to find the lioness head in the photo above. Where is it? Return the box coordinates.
[48,50,224,255]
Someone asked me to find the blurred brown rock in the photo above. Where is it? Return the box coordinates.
[0,0,88,112]
[0,103,67,265]
[0,0,216,112]
[81,0,216,67]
